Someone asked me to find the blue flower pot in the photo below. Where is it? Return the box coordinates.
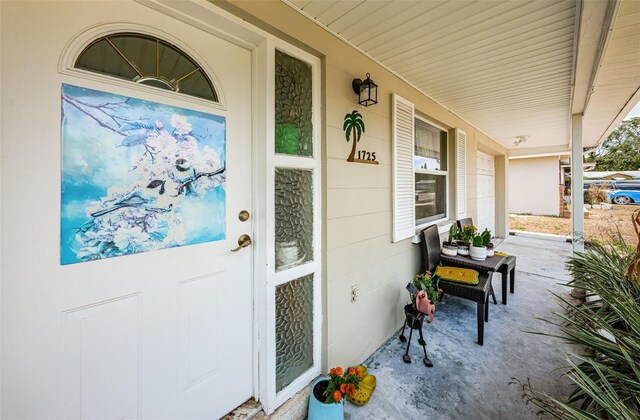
[308,377,344,420]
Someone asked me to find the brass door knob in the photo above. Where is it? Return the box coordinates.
[231,234,252,252]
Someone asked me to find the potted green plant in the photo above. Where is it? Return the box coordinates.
[457,224,476,256]
[470,229,491,261]
[482,228,494,256]
[477,228,493,256]
[406,271,442,324]
[486,242,495,257]
[442,224,459,256]
[308,366,362,420]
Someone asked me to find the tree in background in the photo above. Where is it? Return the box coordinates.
[585,117,640,171]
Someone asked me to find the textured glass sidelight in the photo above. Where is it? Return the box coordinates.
[275,168,313,271]
[275,274,314,392]
[275,50,313,156]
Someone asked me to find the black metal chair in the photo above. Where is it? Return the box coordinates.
[420,225,491,345]
[457,218,517,301]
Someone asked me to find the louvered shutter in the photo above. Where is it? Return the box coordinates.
[456,128,467,218]
[392,94,415,242]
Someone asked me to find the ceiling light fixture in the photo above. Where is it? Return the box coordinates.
[514,135,530,147]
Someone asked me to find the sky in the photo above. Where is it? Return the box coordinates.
[624,100,640,120]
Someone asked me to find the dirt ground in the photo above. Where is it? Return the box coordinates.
[509,205,639,246]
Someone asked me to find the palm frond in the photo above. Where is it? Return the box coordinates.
[519,235,640,418]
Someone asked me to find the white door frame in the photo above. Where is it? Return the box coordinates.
[134,1,323,414]
[260,39,322,413]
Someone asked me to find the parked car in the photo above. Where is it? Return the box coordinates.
[608,182,640,205]
[582,180,640,205]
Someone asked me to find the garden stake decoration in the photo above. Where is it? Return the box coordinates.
[627,208,640,283]
[343,110,379,165]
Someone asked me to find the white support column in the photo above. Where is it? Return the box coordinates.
[571,114,584,254]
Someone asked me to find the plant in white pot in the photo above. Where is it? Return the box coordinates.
[480,228,494,257]
[442,225,459,256]
[470,229,491,261]
[457,224,476,256]
[486,242,495,257]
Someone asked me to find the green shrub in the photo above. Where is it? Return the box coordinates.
[517,242,640,419]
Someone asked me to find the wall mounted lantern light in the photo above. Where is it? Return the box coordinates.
[352,73,378,107]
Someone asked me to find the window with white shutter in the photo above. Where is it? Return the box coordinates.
[393,94,453,242]
[392,94,415,242]
[414,117,448,225]
[455,128,467,218]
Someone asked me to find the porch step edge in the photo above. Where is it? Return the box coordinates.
[509,230,571,242]
[265,376,316,420]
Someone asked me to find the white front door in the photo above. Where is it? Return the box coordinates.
[477,151,496,235]
[1,2,253,418]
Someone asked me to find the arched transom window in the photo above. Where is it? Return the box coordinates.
[75,33,218,102]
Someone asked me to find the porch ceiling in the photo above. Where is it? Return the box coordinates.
[284,0,640,154]
[582,0,640,149]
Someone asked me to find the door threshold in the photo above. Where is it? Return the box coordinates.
[222,398,265,420]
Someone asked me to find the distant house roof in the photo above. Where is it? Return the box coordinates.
[582,171,640,180]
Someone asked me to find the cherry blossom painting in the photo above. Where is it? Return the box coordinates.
[60,84,226,265]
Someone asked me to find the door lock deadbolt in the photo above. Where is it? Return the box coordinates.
[238,210,250,222]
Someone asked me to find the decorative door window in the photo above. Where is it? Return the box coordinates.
[270,48,320,401]
[274,50,313,157]
[75,33,218,102]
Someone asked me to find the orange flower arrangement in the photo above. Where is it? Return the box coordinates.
[323,365,361,403]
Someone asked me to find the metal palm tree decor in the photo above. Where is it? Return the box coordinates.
[343,110,378,164]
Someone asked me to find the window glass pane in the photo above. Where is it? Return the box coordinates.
[619,183,640,191]
[177,70,217,102]
[75,33,218,103]
[275,50,313,157]
[158,43,198,86]
[109,35,157,76]
[76,39,139,81]
[415,119,447,171]
[415,173,446,224]
[275,168,313,271]
[138,78,173,91]
[275,274,314,392]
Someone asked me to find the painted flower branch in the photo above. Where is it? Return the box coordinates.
[63,92,225,262]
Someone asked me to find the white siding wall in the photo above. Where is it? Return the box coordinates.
[324,66,420,367]
[508,156,561,216]
[225,1,510,369]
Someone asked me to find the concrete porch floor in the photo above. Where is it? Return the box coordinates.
[345,235,575,419]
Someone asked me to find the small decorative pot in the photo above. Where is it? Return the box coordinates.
[442,241,458,256]
[308,378,344,420]
[470,245,487,261]
[457,242,470,256]
[404,304,425,329]
[486,243,494,257]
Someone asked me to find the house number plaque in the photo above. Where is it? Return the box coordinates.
[344,110,379,165]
